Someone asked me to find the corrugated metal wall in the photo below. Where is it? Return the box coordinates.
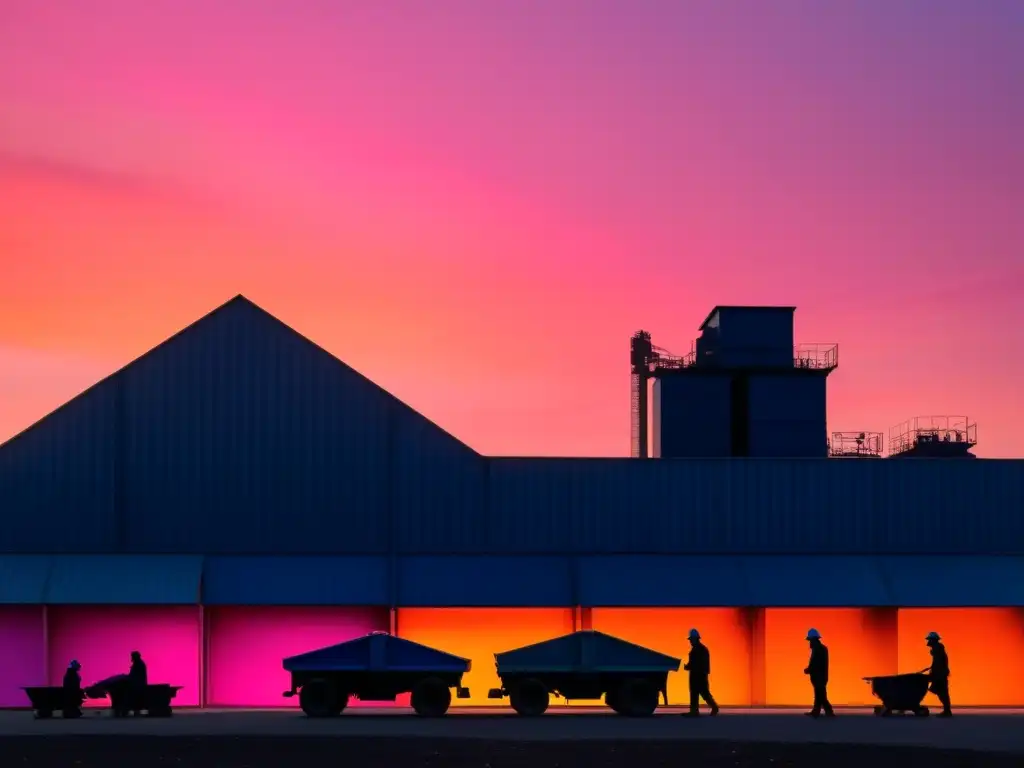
[119,299,392,553]
[0,384,118,552]
[481,458,1024,555]
[2,297,1022,559]
[390,408,487,553]
[0,298,486,556]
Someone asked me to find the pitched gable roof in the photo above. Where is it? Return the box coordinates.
[1,294,478,455]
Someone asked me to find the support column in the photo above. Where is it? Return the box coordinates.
[390,607,398,636]
[41,605,50,686]
[867,607,899,676]
[198,606,206,708]
[746,607,766,707]
[574,607,593,631]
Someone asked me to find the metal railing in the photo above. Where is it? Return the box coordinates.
[888,416,977,456]
[829,431,883,457]
[667,343,839,372]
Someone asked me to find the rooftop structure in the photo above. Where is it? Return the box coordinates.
[631,306,837,459]
[829,431,884,458]
[889,416,978,459]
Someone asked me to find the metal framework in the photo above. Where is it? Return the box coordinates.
[889,416,977,456]
[829,431,884,458]
[629,331,838,458]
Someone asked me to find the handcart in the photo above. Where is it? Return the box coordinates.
[863,670,931,717]
[86,674,181,717]
[22,686,86,719]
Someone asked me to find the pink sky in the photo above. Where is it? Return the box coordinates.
[1,0,1022,457]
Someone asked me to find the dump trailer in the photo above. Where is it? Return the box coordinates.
[22,686,85,719]
[282,631,471,717]
[487,630,681,717]
[85,674,182,717]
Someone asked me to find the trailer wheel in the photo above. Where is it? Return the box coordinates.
[510,679,549,717]
[605,690,621,715]
[411,677,452,717]
[616,678,659,717]
[299,679,344,717]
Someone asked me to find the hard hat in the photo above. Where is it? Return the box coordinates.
[68,659,80,669]
[806,628,821,640]
[926,631,941,642]
[688,628,700,640]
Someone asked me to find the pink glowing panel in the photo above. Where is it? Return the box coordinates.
[47,606,201,707]
[0,606,45,708]
[206,606,390,707]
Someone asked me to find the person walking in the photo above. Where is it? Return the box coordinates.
[924,631,953,717]
[804,628,835,718]
[680,628,719,717]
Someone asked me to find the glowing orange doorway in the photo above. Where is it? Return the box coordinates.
[763,608,896,706]
[590,608,752,706]
[395,608,574,707]
[897,608,1024,706]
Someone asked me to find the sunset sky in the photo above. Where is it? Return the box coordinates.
[1,0,1022,457]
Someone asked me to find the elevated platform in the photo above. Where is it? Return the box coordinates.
[830,432,884,458]
[888,416,977,458]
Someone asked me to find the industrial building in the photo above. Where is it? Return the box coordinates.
[1,297,1022,710]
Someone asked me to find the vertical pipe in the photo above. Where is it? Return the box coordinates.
[747,607,767,707]
[389,607,398,636]
[638,374,649,458]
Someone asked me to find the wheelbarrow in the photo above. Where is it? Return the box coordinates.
[863,669,931,717]
[86,674,182,717]
[22,686,86,719]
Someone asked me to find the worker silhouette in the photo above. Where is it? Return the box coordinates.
[924,631,952,717]
[680,628,719,717]
[803,628,834,718]
[61,659,84,718]
[128,651,148,715]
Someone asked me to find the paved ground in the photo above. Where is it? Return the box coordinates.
[3,735,1020,768]
[2,707,1024,755]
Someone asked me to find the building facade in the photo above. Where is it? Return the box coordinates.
[1,297,1022,708]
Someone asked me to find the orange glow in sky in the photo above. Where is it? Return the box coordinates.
[1,2,1022,457]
